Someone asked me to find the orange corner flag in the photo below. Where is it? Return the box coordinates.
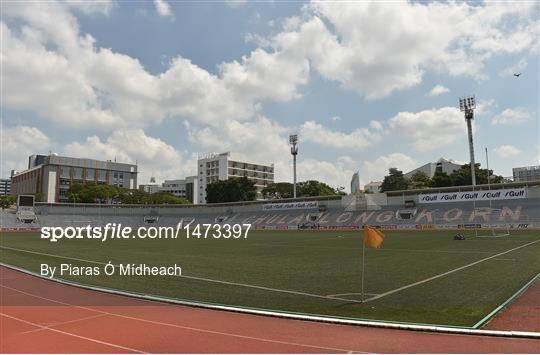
[363,225,384,249]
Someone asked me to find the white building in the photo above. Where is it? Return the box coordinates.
[139,184,160,194]
[513,165,540,182]
[350,172,360,194]
[139,176,160,194]
[364,181,382,193]
[160,176,198,203]
[197,152,274,204]
[404,158,462,179]
[0,178,11,196]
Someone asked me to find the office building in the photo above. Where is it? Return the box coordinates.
[404,158,462,179]
[364,181,382,193]
[160,176,198,204]
[0,178,11,196]
[11,154,137,203]
[513,165,540,182]
[197,152,274,204]
[350,172,360,194]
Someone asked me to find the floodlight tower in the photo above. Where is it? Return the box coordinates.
[289,134,299,198]
[459,95,477,186]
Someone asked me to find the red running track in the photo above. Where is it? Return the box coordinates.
[484,278,540,333]
[1,266,538,354]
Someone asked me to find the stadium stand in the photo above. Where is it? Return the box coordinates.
[1,184,538,231]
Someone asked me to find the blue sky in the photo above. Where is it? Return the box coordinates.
[2,0,539,191]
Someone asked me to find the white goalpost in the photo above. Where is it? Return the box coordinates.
[471,207,511,238]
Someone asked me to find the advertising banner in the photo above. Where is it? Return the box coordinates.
[458,224,482,229]
[262,201,319,211]
[381,225,398,230]
[415,224,435,230]
[0,227,40,232]
[419,188,527,204]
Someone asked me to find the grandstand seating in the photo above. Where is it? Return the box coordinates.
[1,196,538,230]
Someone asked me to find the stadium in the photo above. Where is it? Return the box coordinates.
[1,178,539,352]
[2,1,539,353]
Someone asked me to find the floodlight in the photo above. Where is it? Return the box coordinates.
[459,95,476,112]
[289,134,298,145]
[459,95,477,185]
[289,134,299,198]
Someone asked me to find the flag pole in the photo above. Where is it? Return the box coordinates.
[361,226,366,302]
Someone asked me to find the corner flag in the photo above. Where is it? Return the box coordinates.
[363,225,384,249]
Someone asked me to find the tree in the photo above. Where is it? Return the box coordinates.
[261,182,294,199]
[67,191,81,203]
[33,192,44,202]
[408,171,432,190]
[262,180,344,199]
[66,183,190,205]
[148,192,190,204]
[0,195,16,210]
[297,180,341,197]
[206,177,257,203]
[118,189,149,204]
[430,171,453,187]
[68,182,99,203]
[450,164,504,186]
[380,168,408,192]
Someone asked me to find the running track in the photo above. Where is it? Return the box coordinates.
[1,266,538,353]
[485,277,540,333]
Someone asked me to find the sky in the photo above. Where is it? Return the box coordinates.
[1,0,539,192]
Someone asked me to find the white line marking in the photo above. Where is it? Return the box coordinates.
[327,293,379,297]
[1,284,109,315]
[19,313,109,335]
[365,239,540,302]
[0,312,145,353]
[1,283,367,353]
[0,245,361,304]
[2,263,539,339]
[254,243,514,255]
[378,248,498,255]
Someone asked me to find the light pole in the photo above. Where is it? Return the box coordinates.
[289,134,299,198]
[459,95,477,186]
[485,147,491,187]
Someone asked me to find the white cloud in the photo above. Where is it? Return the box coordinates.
[300,120,383,150]
[266,1,539,98]
[388,107,467,151]
[493,145,521,158]
[475,98,498,117]
[531,145,540,165]
[1,1,307,131]
[225,0,248,8]
[329,116,341,122]
[1,125,51,177]
[63,130,194,183]
[186,117,290,173]
[298,156,358,192]
[3,0,538,137]
[492,108,531,125]
[427,84,450,97]
[64,0,112,15]
[185,116,357,190]
[153,0,174,18]
[219,48,310,103]
[187,113,382,191]
[369,120,383,130]
[3,0,539,190]
[360,153,417,183]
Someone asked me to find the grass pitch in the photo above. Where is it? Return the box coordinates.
[1,229,539,327]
